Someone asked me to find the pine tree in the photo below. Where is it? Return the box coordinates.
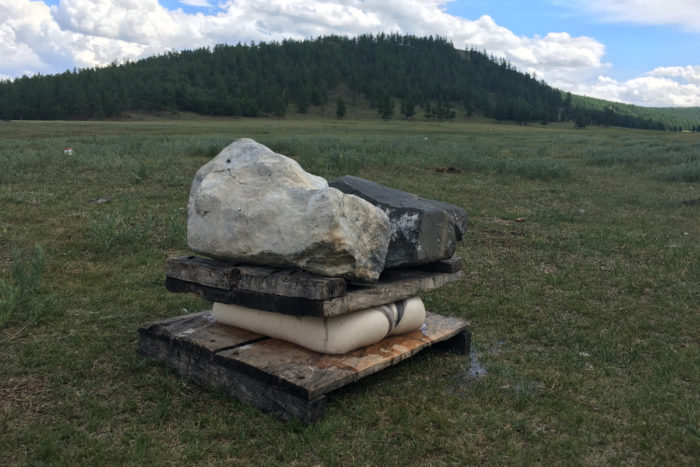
[423,101,432,119]
[272,98,287,117]
[0,34,689,130]
[400,98,415,119]
[378,94,394,120]
[562,92,573,121]
[336,98,346,119]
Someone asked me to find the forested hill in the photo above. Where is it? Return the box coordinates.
[0,34,560,123]
[0,33,697,131]
[570,94,700,132]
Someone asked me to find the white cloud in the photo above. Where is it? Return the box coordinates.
[51,0,206,47]
[0,0,697,107]
[0,0,64,77]
[10,0,611,83]
[574,71,700,107]
[180,0,212,7]
[646,65,700,86]
[0,0,148,78]
[569,0,700,32]
[518,32,610,90]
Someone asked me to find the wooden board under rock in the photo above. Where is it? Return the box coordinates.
[165,255,465,317]
[413,256,464,273]
[138,311,470,422]
[165,256,347,300]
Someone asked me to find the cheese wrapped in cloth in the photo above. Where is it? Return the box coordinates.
[212,296,426,354]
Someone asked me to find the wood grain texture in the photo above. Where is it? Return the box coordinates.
[138,332,326,422]
[164,256,240,290]
[412,257,464,273]
[138,312,264,356]
[231,310,471,400]
[165,267,465,318]
[138,313,325,422]
[165,256,346,300]
[322,269,465,317]
[138,311,470,407]
[165,276,328,316]
[432,330,471,355]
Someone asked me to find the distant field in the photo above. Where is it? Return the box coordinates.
[1,118,698,465]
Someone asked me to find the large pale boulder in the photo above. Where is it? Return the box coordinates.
[187,139,390,282]
[329,175,468,268]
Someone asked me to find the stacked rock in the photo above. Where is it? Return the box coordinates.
[175,138,468,354]
[187,138,390,283]
[329,175,468,269]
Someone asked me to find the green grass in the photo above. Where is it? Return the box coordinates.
[0,244,55,329]
[1,118,698,465]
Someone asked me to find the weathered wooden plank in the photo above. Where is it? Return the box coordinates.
[138,325,325,422]
[165,256,240,290]
[165,256,346,300]
[412,256,464,273]
[235,265,346,300]
[170,316,265,354]
[432,330,471,355]
[218,311,470,399]
[166,268,465,318]
[137,310,470,421]
[138,312,264,355]
[165,277,328,316]
[215,341,351,400]
[139,310,210,331]
[322,269,465,317]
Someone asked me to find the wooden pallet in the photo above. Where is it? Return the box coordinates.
[138,311,470,422]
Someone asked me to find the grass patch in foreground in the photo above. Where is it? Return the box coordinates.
[0,244,54,328]
[1,119,698,465]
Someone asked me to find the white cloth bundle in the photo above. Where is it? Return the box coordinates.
[212,296,426,354]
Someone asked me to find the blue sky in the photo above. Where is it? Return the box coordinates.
[2,0,699,106]
[158,0,216,15]
[445,0,700,82]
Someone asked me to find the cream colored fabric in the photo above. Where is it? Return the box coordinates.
[212,296,425,354]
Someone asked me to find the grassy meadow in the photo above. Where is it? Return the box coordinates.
[1,117,698,465]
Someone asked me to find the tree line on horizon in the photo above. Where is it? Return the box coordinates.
[0,33,697,131]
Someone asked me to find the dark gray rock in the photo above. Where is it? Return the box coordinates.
[329,175,468,268]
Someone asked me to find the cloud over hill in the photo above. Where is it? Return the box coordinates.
[0,0,698,106]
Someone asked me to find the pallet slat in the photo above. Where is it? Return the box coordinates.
[138,316,325,422]
[138,311,470,421]
[222,312,469,399]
